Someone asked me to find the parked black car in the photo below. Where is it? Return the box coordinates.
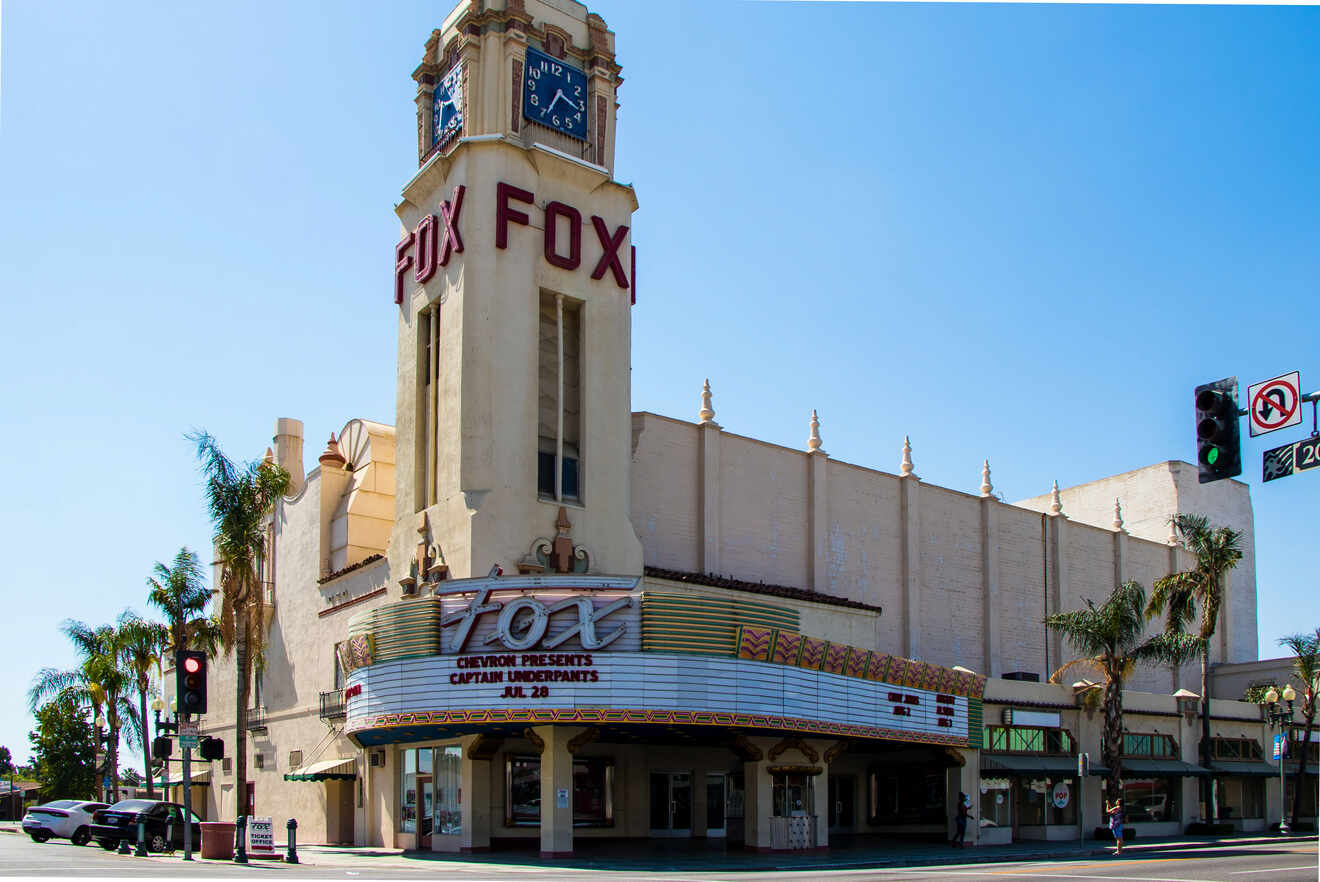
[89,800,202,852]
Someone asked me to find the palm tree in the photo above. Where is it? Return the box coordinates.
[116,612,168,798]
[1147,513,1244,821]
[147,547,221,657]
[1278,628,1320,828]
[189,430,289,821]
[1046,581,1201,797]
[28,621,141,803]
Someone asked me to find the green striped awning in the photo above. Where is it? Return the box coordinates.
[284,758,356,782]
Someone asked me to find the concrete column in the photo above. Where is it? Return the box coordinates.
[811,745,830,850]
[948,752,980,846]
[692,767,709,838]
[459,739,490,853]
[742,756,773,852]
[534,725,579,857]
[980,495,1001,677]
[900,474,922,659]
[809,451,828,592]
[700,422,721,574]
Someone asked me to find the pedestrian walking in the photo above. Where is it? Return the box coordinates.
[1106,796,1124,855]
[952,792,970,848]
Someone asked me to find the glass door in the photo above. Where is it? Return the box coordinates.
[829,775,855,832]
[417,774,433,849]
[649,771,692,837]
[706,773,727,838]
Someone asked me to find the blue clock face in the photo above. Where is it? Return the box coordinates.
[433,62,463,149]
[523,46,587,140]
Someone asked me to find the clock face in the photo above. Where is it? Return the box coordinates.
[523,46,587,140]
[433,62,463,149]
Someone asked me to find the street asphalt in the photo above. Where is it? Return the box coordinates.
[0,824,1315,880]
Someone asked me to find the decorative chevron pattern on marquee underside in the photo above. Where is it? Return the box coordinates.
[735,625,986,700]
[354,705,981,747]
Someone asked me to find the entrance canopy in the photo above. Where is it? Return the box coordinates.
[284,758,356,782]
[981,753,1110,777]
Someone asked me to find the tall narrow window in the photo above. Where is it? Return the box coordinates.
[417,306,439,511]
[538,293,581,502]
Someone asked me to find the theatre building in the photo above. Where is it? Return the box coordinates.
[187,0,1307,853]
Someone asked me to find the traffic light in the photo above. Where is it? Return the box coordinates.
[198,736,225,761]
[176,649,208,716]
[152,735,173,759]
[1195,377,1242,484]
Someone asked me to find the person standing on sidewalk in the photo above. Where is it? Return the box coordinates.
[1106,797,1124,855]
[952,792,970,848]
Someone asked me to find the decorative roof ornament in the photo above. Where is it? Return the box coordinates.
[263,447,275,466]
[980,459,993,497]
[900,435,915,477]
[1168,518,1180,546]
[698,378,716,425]
[1113,498,1125,531]
[318,433,347,469]
[1049,480,1063,515]
[807,410,823,453]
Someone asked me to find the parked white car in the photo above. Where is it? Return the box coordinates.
[21,800,110,845]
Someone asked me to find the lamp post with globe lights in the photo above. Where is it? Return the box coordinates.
[1261,684,1296,834]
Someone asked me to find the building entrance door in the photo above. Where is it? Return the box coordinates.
[829,775,855,832]
[417,774,433,849]
[649,771,692,837]
[705,773,727,838]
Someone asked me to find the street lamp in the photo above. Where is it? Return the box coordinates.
[1261,684,1296,835]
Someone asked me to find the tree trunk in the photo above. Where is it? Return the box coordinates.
[1103,674,1124,799]
[139,681,154,799]
[1290,715,1314,827]
[234,604,248,822]
[1200,648,1213,821]
[108,716,120,803]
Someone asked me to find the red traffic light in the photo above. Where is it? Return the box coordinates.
[183,656,202,674]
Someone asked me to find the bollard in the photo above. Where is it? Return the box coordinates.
[118,826,133,854]
[134,814,148,856]
[233,815,248,864]
[166,820,174,853]
[284,818,298,864]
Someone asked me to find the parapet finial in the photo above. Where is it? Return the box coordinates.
[1049,480,1063,515]
[900,435,915,477]
[1113,498,1125,532]
[807,410,824,453]
[980,459,993,497]
[699,378,716,425]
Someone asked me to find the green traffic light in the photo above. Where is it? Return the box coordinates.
[1207,447,1219,466]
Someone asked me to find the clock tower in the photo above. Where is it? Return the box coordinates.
[389,0,642,587]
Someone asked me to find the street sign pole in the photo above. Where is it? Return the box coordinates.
[182,713,193,861]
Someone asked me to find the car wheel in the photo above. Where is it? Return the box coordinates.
[149,833,168,853]
[29,831,51,843]
[98,838,117,850]
[71,827,91,846]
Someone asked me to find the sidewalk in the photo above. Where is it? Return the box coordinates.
[291,832,1317,874]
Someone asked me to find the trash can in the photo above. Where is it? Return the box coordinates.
[200,821,236,860]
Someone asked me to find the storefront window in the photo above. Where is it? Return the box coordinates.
[399,747,441,834]
[867,769,945,824]
[771,773,814,818]
[979,778,1011,829]
[1122,733,1178,759]
[1216,776,1264,820]
[434,746,462,835]
[1209,737,1263,760]
[1016,776,1077,826]
[504,755,615,827]
[1284,775,1318,819]
[1121,777,1177,822]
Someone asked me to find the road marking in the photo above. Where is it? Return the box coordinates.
[1231,868,1320,875]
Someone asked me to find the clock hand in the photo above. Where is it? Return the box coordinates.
[547,89,568,111]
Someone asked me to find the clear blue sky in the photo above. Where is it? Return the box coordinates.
[2,1,1317,766]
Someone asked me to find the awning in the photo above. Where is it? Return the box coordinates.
[284,757,356,782]
[1120,758,1211,777]
[1210,760,1280,778]
[980,754,1111,777]
[160,767,211,786]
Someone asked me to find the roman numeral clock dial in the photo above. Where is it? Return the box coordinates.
[523,46,587,140]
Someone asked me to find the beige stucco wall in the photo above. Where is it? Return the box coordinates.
[1017,462,1257,664]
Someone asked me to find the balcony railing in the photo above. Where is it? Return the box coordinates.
[319,690,346,721]
[245,706,267,731]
